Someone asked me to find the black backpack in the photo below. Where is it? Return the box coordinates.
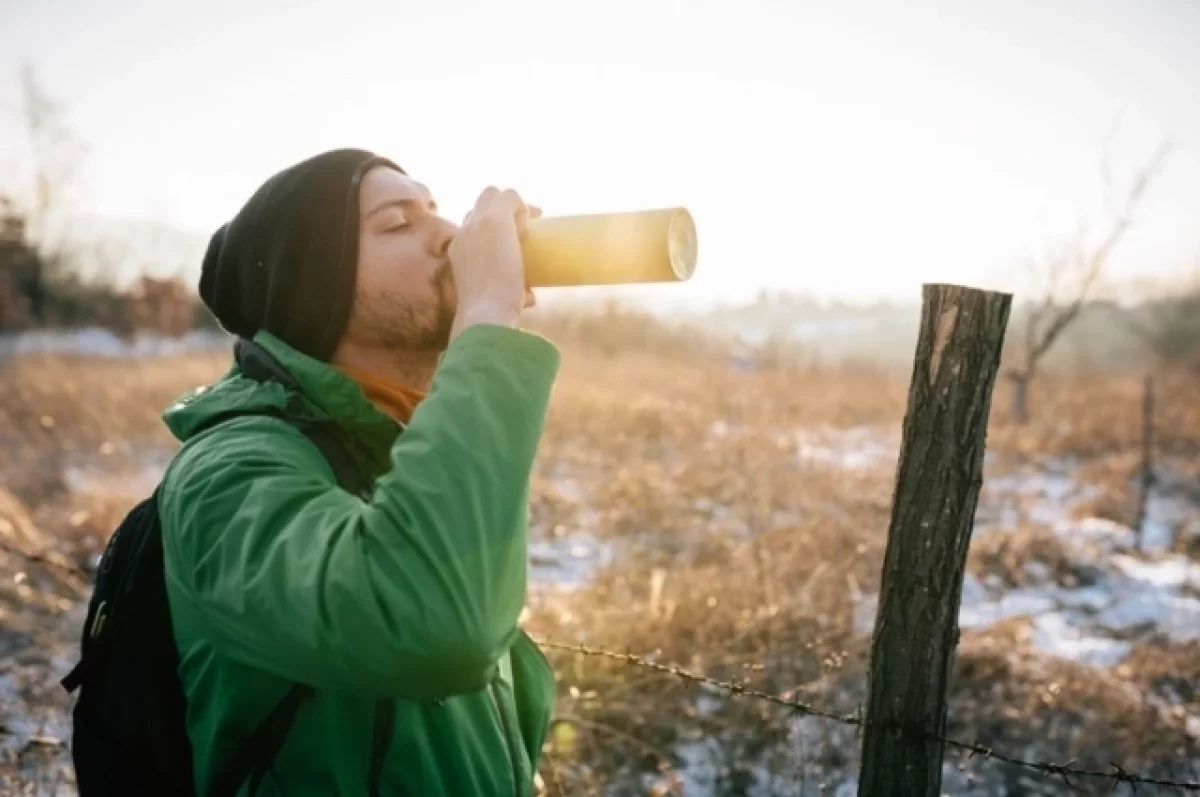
[61,340,373,796]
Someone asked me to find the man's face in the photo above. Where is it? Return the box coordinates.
[342,165,459,356]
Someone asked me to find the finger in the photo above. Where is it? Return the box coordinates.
[473,186,500,216]
[528,204,543,220]
[491,188,526,217]
[515,204,531,236]
[492,188,531,233]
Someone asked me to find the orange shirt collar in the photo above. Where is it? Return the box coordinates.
[333,364,426,425]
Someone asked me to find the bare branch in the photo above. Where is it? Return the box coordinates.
[17,62,84,260]
[1022,138,1172,373]
[1098,109,1125,208]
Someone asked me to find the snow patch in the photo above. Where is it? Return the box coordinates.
[791,425,899,473]
[1,328,229,359]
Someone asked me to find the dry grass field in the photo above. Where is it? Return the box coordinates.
[1,311,1199,795]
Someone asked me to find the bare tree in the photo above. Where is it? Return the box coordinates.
[17,62,85,267]
[1006,136,1172,423]
[5,65,205,336]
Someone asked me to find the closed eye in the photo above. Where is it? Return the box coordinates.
[380,211,410,232]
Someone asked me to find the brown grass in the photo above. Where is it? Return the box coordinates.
[2,315,1200,794]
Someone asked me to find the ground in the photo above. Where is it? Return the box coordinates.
[1,318,1198,796]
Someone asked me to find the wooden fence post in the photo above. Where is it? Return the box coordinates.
[857,283,1012,797]
[1132,374,1155,548]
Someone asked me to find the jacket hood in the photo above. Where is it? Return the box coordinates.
[162,331,401,468]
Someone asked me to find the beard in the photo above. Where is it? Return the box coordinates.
[355,266,455,356]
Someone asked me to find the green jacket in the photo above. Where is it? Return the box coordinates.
[158,324,561,796]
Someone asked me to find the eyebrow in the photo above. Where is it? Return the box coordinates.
[364,196,439,220]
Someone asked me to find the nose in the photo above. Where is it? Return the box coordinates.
[431,215,458,259]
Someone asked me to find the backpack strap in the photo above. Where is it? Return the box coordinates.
[300,422,373,500]
[199,338,374,794]
[233,336,373,498]
[207,683,313,797]
[194,414,367,796]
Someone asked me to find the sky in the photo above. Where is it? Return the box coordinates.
[2,0,1199,308]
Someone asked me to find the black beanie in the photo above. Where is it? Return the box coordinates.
[199,148,405,362]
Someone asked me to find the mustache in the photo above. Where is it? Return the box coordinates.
[432,261,454,291]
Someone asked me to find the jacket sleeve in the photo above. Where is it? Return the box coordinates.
[159,324,560,700]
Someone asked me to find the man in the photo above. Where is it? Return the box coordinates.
[158,148,559,795]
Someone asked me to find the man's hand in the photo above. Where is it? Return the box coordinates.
[447,187,539,340]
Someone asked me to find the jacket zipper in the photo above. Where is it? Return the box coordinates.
[368,699,396,797]
[489,682,522,796]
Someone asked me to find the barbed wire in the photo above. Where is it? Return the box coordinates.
[2,541,1198,792]
[536,640,1200,794]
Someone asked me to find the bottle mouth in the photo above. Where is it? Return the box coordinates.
[668,209,699,281]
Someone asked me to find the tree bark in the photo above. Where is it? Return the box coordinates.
[858,284,1012,797]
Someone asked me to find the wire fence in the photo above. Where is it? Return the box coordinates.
[536,640,1200,794]
[2,538,1199,794]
